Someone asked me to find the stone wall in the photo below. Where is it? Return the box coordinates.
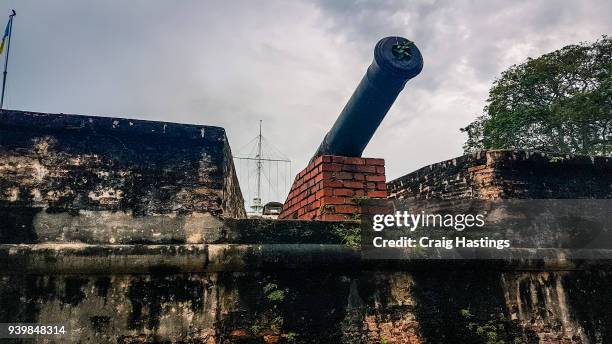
[387,150,612,200]
[0,110,246,244]
[2,243,611,343]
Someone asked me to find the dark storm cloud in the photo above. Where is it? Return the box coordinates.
[2,0,611,204]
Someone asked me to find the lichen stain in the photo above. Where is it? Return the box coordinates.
[60,277,89,306]
[127,275,205,331]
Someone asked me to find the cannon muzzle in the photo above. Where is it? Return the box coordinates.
[312,36,423,160]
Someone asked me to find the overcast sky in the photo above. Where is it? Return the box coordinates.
[2,0,611,203]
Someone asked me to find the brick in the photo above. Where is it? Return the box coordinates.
[298,183,308,193]
[366,175,386,182]
[321,180,344,188]
[353,173,365,181]
[366,158,385,166]
[344,157,366,165]
[311,199,321,209]
[321,163,342,172]
[335,204,360,214]
[310,170,321,181]
[314,174,324,183]
[367,190,387,198]
[287,205,298,215]
[315,188,333,199]
[376,182,387,191]
[334,188,354,196]
[321,196,347,205]
[332,156,346,163]
[320,214,347,221]
[312,156,324,168]
[375,166,385,174]
[307,194,316,204]
[295,190,305,201]
[321,171,334,179]
[361,165,378,173]
[304,210,317,219]
[313,172,330,183]
[343,181,364,189]
[343,164,376,173]
[335,172,353,180]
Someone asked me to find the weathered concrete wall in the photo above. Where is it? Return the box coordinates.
[2,266,611,343]
[387,150,612,200]
[0,110,246,244]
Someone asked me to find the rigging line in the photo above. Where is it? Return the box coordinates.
[233,135,259,157]
[261,135,289,159]
[260,167,281,198]
[246,159,251,207]
[234,157,290,162]
[284,163,287,200]
[261,136,290,160]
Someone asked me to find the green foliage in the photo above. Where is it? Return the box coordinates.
[460,309,526,344]
[319,204,335,215]
[263,282,278,294]
[462,36,612,156]
[380,337,389,344]
[460,308,472,318]
[250,324,262,334]
[332,224,361,248]
[267,290,286,302]
[351,195,370,205]
[392,40,415,60]
[264,283,286,302]
[548,156,564,163]
[270,315,284,331]
[253,281,289,335]
[286,332,297,342]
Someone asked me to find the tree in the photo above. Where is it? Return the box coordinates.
[462,36,612,156]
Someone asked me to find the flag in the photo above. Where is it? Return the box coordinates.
[0,18,9,55]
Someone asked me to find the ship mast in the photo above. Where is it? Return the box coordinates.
[254,120,263,213]
[234,120,291,215]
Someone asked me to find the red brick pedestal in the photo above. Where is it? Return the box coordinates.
[279,155,387,221]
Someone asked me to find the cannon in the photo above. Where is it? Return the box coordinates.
[312,36,423,160]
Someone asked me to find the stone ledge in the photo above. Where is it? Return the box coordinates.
[0,216,361,245]
[2,244,612,274]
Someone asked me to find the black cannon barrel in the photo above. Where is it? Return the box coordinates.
[312,36,423,160]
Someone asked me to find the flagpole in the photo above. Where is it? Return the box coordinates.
[1,9,16,110]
